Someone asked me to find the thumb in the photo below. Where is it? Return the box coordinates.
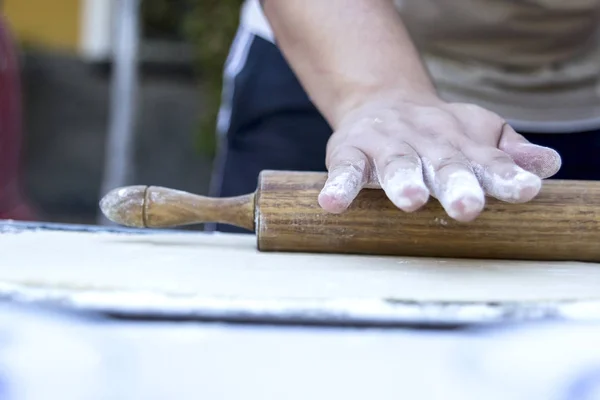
[498,124,562,179]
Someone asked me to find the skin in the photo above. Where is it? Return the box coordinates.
[261,0,562,222]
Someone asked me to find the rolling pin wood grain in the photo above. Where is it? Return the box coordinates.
[99,170,600,262]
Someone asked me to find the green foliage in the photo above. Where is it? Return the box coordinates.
[182,0,244,158]
[141,0,184,40]
[141,0,244,158]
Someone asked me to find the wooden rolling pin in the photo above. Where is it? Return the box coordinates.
[99,170,600,262]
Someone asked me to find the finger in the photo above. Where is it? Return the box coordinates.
[373,142,429,212]
[319,145,370,213]
[461,144,542,203]
[498,124,562,179]
[422,150,485,222]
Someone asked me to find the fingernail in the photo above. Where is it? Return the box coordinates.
[438,170,485,221]
[318,168,364,213]
[475,164,542,203]
[510,143,562,179]
[382,167,429,212]
[446,195,485,222]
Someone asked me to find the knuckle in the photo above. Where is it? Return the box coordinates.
[327,145,371,175]
[412,107,459,133]
[452,102,486,114]
[381,152,420,170]
[487,153,514,165]
[376,142,420,169]
[380,155,422,176]
[451,102,505,128]
[470,145,514,163]
[436,155,471,173]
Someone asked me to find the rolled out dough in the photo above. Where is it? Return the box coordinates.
[1,229,599,302]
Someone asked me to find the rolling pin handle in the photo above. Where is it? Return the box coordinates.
[99,185,255,230]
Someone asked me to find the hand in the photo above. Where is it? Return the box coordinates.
[318,92,562,222]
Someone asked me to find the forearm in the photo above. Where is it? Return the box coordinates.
[261,0,437,127]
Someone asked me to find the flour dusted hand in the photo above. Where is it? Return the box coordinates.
[260,0,561,221]
[318,94,562,222]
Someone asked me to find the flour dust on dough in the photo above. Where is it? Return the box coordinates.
[1,229,599,302]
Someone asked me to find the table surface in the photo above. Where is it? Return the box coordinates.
[1,220,600,328]
[1,220,600,400]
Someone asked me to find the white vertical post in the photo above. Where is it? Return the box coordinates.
[79,0,114,61]
[98,0,141,225]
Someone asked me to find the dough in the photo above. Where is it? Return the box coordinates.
[0,229,599,302]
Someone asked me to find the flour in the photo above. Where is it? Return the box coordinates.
[377,162,430,211]
[506,143,562,179]
[319,143,557,217]
[434,217,449,226]
[472,163,541,203]
[319,161,367,212]
[99,187,145,227]
[422,158,485,221]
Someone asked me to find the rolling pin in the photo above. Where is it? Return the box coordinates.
[99,170,600,262]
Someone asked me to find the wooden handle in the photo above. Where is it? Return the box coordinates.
[99,185,255,230]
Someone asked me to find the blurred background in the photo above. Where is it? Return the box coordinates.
[2,0,242,226]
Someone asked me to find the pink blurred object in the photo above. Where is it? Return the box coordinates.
[0,14,37,221]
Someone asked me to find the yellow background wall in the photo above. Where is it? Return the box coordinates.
[3,0,81,52]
